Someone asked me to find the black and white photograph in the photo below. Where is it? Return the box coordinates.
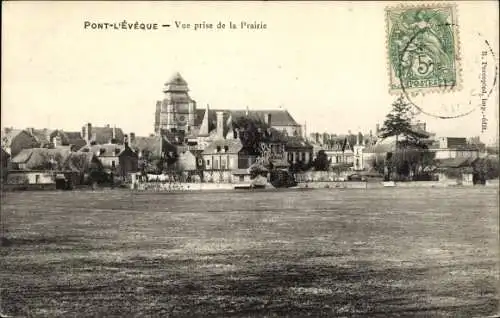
[1,1,499,317]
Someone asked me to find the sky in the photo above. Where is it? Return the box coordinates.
[2,1,499,144]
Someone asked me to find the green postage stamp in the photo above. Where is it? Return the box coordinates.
[386,3,461,94]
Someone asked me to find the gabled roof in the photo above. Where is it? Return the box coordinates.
[30,129,53,146]
[91,126,125,145]
[1,129,24,147]
[194,109,300,130]
[50,130,87,150]
[79,144,135,157]
[11,148,72,170]
[130,135,176,157]
[202,138,243,155]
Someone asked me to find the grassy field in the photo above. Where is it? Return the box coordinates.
[0,188,498,317]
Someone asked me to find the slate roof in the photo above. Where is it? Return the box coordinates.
[166,72,188,86]
[1,129,24,148]
[436,157,478,169]
[285,136,314,150]
[91,126,125,144]
[11,148,72,170]
[194,109,299,129]
[79,144,132,157]
[130,135,177,156]
[30,129,53,146]
[50,130,87,150]
[202,138,243,155]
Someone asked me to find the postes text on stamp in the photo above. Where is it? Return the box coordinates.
[386,4,460,94]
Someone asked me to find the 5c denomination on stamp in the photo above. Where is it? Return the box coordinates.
[386,4,461,94]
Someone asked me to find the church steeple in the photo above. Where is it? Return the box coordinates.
[157,72,196,133]
[163,72,189,93]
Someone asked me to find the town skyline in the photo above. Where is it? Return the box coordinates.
[2,1,498,143]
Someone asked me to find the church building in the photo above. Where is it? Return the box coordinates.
[154,72,304,145]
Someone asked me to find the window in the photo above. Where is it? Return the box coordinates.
[239,175,244,182]
[216,146,221,153]
[35,174,40,184]
[206,159,210,167]
[111,161,116,168]
[221,158,227,169]
[224,145,229,153]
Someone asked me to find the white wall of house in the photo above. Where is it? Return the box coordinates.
[433,149,479,160]
[7,171,54,184]
[98,156,120,169]
[275,125,302,137]
[203,154,238,170]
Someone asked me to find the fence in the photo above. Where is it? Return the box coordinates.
[295,170,351,182]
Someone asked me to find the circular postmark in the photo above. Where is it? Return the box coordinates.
[396,28,498,119]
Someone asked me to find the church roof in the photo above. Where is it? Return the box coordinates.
[194,109,300,131]
[166,72,188,86]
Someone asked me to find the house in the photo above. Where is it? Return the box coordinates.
[81,123,125,145]
[202,137,243,183]
[62,152,103,184]
[435,157,477,185]
[49,130,87,151]
[285,136,314,166]
[26,128,54,148]
[7,148,73,187]
[429,137,480,160]
[1,128,40,157]
[129,134,176,159]
[79,143,138,177]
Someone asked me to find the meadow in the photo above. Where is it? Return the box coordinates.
[0,187,498,317]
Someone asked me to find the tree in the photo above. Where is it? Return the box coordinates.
[232,116,270,156]
[380,95,414,140]
[313,150,330,171]
[379,95,429,180]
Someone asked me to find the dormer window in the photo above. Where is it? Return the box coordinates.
[115,148,121,155]
[224,145,229,153]
[216,146,221,153]
[99,148,106,155]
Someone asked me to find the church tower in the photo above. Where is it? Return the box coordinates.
[155,72,196,134]
[353,133,365,171]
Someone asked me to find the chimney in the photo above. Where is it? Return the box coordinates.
[82,123,92,144]
[129,132,136,144]
[216,111,224,139]
[265,113,272,126]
